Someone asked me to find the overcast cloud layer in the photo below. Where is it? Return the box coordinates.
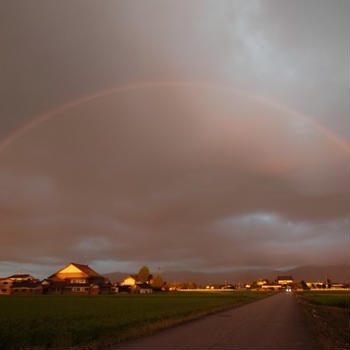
[0,0,348,276]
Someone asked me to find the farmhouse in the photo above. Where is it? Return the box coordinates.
[0,274,42,295]
[43,262,111,294]
[120,275,153,294]
[135,282,153,294]
[257,279,269,286]
[277,276,294,285]
[121,275,138,286]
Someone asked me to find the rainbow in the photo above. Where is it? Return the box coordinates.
[0,81,349,154]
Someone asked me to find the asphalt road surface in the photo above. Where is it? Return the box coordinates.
[115,292,320,350]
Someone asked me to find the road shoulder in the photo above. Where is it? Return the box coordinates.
[296,295,350,350]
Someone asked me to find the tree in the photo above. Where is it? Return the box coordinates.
[300,280,309,290]
[251,281,259,289]
[187,281,197,289]
[138,266,150,283]
[151,273,164,290]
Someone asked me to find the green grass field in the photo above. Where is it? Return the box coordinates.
[0,291,272,348]
[299,291,350,309]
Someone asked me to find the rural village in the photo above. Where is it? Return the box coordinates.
[0,262,348,296]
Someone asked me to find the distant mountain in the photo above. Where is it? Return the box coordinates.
[104,271,128,283]
[288,265,350,283]
[104,264,349,285]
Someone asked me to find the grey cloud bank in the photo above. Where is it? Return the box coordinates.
[0,0,348,275]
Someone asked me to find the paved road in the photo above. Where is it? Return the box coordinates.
[114,293,319,350]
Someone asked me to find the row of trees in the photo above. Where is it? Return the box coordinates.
[136,266,199,290]
[137,266,164,289]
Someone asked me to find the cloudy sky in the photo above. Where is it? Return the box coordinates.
[0,0,348,278]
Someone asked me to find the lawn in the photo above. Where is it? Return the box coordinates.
[298,291,350,309]
[0,291,273,348]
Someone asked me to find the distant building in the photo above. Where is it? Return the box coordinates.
[221,284,235,290]
[120,275,153,293]
[306,281,324,289]
[135,283,153,294]
[331,283,348,289]
[0,274,42,295]
[120,275,138,286]
[257,279,269,286]
[276,276,294,285]
[43,262,111,294]
[305,281,348,290]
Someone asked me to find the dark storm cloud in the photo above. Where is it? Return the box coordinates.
[0,1,348,274]
[1,0,347,135]
[0,85,348,273]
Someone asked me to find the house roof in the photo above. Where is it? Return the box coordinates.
[277,276,293,280]
[69,263,101,277]
[5,274,38,281]
[49,262,102,279]
[8,274,31,278]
